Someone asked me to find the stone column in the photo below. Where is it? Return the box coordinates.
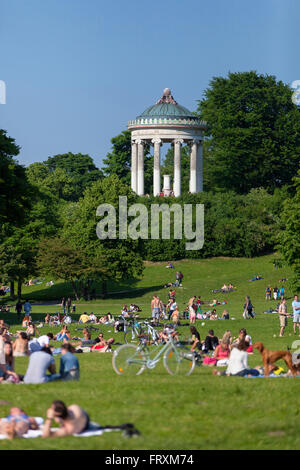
[136,139,145,196]
[196,140,203,192]
[189,139,199,193]
[152,138,162,196]
[173,139,183,197]
[131,140,138,192]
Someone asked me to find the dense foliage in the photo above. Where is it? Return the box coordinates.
[1,70,299,298]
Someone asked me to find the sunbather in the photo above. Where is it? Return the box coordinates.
[0,407,38,439]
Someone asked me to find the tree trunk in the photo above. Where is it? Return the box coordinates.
[79,281,85,299]
[87,280,91,301]
[10,281,15,300]
[71,280,80,301]
[17,278,22,301]
[101,280,107,299]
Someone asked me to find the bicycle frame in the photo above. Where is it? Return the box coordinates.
[128,335,181,369]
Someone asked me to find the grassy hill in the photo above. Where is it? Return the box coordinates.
[0,254,299,451]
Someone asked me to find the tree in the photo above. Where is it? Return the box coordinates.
[0,231,37,300]
[0,130,31,239]
[37,238,108,300]
[102,130,153,194]
[62,175,144,296]
[26,163,76,201]
[40,153,103,201]
[197,71,300,193]
[277,170,300,292]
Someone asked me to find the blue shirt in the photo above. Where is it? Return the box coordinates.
[59,352,79,378]
[292,300,300,315]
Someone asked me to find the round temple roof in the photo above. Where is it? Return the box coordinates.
[128,89,206,129]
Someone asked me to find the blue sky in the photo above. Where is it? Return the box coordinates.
[1,0,299,168]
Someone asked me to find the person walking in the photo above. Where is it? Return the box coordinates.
[243,296,255,319]
[23,300,32,317]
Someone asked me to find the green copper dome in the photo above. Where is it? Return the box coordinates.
[128,88,206,129]
[137,102,196,120]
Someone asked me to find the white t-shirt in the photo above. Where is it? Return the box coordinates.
[226,348,249,375]
[37,335,50,348]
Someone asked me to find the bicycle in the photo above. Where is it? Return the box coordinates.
[112,331,195,376]
[123,317,142,343]
[140,320,160,345]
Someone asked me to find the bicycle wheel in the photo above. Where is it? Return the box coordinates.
[163,344,195,376]
[112,344,146,375]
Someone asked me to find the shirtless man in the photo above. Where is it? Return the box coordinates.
[188,296,196,308]
[42,400,90,437]
[151,295,160,325]
[13,332,29,357]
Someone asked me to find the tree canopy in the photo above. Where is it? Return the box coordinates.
[27,153,103,202]
[277,169,300,291]
[197,71,300,193]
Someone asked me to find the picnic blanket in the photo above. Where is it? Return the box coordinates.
[244,374,300,379]
[0,418,140,439]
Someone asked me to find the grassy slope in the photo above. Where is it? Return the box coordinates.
[0,254,299,450]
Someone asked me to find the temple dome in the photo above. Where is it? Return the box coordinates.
[128,89,205,129]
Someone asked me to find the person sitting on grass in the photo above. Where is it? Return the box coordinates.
[24,346,60,384]
[0,407,39,439]
[89,312,97,323]
[0,342,22,383]
[99,315,109,324]
[221,330,233,349]
[209,309,218,320]
[213,339,259,377]
[59,343,80,380]
[55,325,71,342]
[73,328,94,347]
[78,312,90,324]
[189,326,201,353]
[42,400,90,438]
[202,330,219,353]
[91,332,114,353]
[22,315,32,328]
[44,313,50,324]
[26,322,40,338]
[203,339,230,366]
[221,310,230,320]
[13,332,29,357]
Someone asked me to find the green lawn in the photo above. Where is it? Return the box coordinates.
[0,254,299,450]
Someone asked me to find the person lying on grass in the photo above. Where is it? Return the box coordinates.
[0,407,38,439]
[42,400,90,438]
[91,333,114,353]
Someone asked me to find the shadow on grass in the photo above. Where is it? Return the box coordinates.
[0,282,165,307]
